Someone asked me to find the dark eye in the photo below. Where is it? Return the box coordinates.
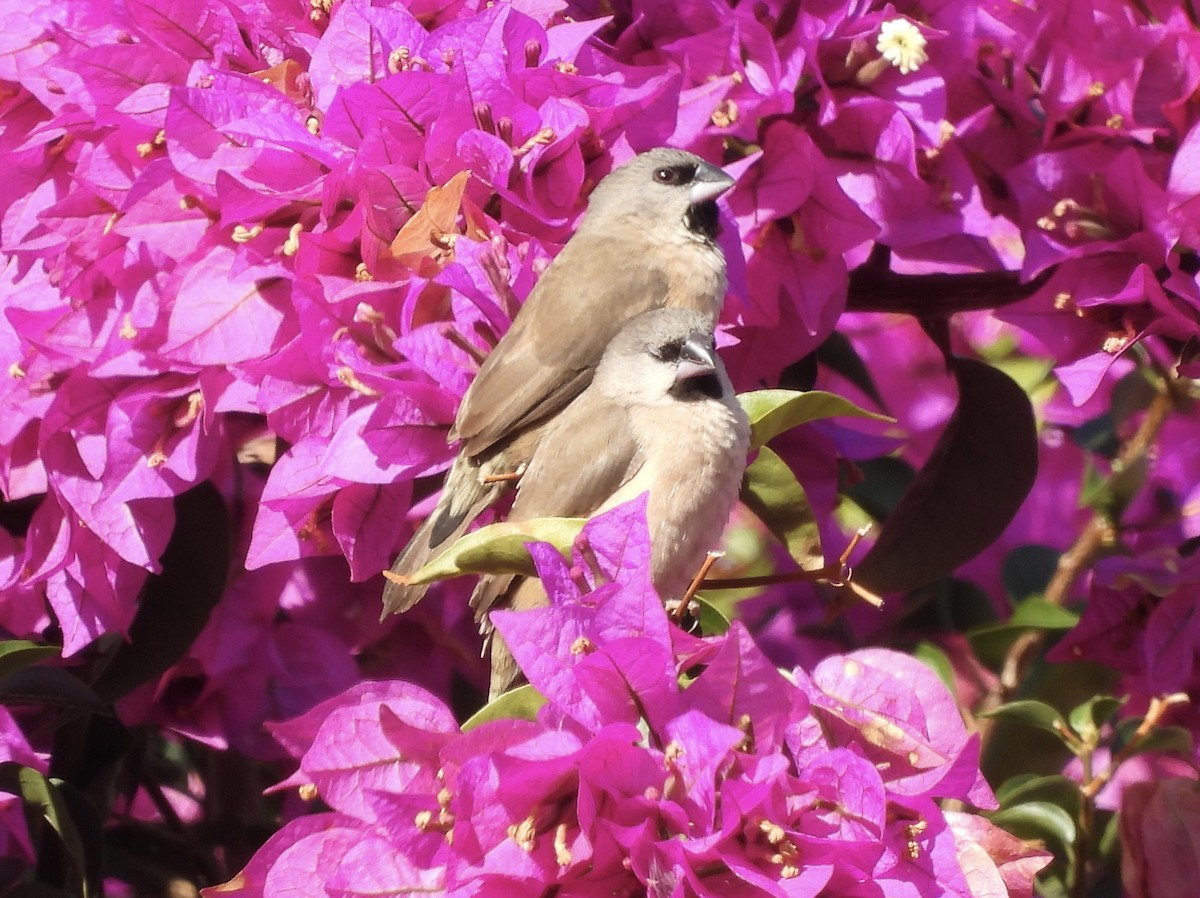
[649,340,682,362]
[653,165,694,186]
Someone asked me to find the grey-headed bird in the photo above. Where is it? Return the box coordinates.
[469,307,750,697]
[383,148,735,616]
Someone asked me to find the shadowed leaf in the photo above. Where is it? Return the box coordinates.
[991,801,1076,860]
[853,358,1038,595]
[93,483,231,702]
[979,700,1065,738]
[740,446,823,570]
[996,774,1082,816]
[738,389,892,450]
[693,595,732,636]
[0,641,60,678]
[1115,720,1195,759]
[0,668,108,714]
[0,764,91,897]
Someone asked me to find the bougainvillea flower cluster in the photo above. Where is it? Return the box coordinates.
[217,502,1049,897]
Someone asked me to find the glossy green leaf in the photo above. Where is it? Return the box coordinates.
[461,684,547,731]
[991,801,1077,858]
[402,517,586,585]
[995,774,1082,816]
[738,389,892,450]
[739,446,823,570]
[0,641,60,678]
[979,700,1066,738]
[1068,696,1126,740]
[853,358,1039,595]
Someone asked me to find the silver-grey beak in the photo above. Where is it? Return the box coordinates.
[676,336,718,382]
[689,161,735,204]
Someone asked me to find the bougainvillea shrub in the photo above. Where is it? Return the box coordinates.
[0,0,1197,895]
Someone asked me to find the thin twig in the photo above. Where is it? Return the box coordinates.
[1081,693,1190,799]
[671,552,722,624]
[482,470,523,484]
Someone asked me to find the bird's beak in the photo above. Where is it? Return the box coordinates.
[675,337,718,382]
[689,161,735,204]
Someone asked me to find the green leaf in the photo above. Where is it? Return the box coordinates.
[1114,721,1194,759]
[0,764,90,897]
[979,700,1066,738]
[991,801,1077,858]
[912,642,955,694]
[1010,597,1080,629]
[1068,696,1126,741]
[401,517,586,585]
[693,595,731,636]
[853,359,1039,595]
[739,447,822,569]
[0,668,108,714]
[738,389,892,450]
[460,684,546,731]
[0,640,60,678]
[995,774,1082,816]
[969,598,1079,668]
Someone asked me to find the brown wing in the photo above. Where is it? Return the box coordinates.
[507,395,643,521]
[452,233,669,458]
[468,393,643,625]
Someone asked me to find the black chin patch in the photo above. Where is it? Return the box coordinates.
[684,200,720,240]
[672,374,724,402]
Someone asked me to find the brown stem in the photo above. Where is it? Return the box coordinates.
[1081,693,1190,799]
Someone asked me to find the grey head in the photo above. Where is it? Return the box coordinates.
[581,148,735,242]
[592,308,732,408]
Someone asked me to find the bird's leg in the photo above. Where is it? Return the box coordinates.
[669,551,723,624]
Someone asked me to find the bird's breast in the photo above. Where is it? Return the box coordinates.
[600,400,749,600]
[655,240,728,318]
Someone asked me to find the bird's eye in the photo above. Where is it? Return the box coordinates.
[652,341,682,362]
[653,165,695,186]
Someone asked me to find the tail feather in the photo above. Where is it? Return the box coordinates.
[381,455,502,617]
[473,575,548,700]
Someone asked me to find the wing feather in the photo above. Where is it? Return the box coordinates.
[453,234,670,457]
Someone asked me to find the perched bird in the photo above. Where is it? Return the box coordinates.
[383,147,735,616]
[468,308,751,697]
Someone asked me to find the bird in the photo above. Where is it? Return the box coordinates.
[383,147,736,616]
[466,307,751,698]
